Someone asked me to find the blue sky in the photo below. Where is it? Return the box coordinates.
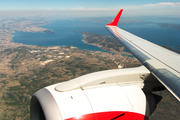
[0,0,180,10]
[0,0,180,18]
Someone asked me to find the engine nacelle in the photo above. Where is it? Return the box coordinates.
[30,66,162,120]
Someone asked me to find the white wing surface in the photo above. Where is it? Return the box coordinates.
[105,9,180,101]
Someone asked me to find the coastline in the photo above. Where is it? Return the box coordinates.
[78,31,132,55]
[0,18,55,51]
[2,18,180,55]
[82,34,104,49]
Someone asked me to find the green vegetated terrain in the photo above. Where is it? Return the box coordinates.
[0,32,180,120]
[77,31,124,52]
[0,45,140,119]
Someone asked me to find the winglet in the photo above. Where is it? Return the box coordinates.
[106,9,123,26]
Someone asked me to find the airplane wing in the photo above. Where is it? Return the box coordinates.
[105,9,180,101]
[30,9,179,120]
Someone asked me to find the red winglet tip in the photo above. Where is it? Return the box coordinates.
[107,9,123,26]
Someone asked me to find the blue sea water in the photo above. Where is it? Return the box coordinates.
[12,19,180,51]
[12,20,111,52]
[119,23,180,48]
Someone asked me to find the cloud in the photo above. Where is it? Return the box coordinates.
[69,2,180,12]
[0,2,180,19]
[71,7,84,10]
[144,2,180,7]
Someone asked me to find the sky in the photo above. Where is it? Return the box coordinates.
[0,0,180,18]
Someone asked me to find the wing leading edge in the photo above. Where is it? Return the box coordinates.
[105,9,180,101]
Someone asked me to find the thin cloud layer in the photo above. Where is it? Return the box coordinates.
[71,7,84,10]
[144,2,180,7]
[0,2,180,19]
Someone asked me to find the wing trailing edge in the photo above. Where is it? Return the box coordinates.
[105,10,180,101]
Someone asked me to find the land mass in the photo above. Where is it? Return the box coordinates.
[0,17,55,51]
[43,29,56,33]
[0,44,142,119]
[0,18,180,120]
[76,31,180,55]
[0,18,142,119]
[75,17,144,24]
[158,23,180,31]
[77,17,180,32]
[76,31,124,53]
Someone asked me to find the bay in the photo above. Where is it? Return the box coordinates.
[12,19,180,51]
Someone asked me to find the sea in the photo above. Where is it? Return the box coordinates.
[12,17,180,51]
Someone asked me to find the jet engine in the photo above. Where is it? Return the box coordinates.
[30,66,162,120]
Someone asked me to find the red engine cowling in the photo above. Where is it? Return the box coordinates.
[30,66,162,120]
